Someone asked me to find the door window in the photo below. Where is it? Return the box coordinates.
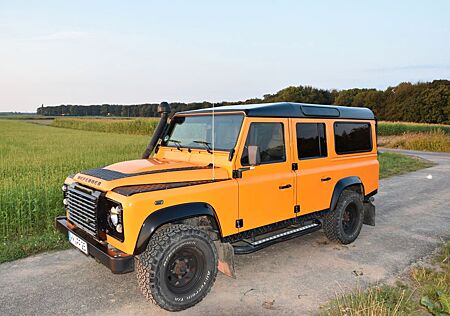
[296,123,327,159]
[241,122,286,165]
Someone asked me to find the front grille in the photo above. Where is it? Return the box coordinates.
[67,184,101,237]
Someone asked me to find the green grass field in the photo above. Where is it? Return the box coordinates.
[0,119,433,263]
[0,120,148,262]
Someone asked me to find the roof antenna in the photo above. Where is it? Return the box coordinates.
[212,103,215,180]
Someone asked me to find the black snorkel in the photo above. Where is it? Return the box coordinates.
[142,102,171,159]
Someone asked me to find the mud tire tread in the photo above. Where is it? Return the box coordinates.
[323,190,364,244]
[135,224,218,311]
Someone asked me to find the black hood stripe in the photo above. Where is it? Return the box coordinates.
[80,165,213,181]
[112,179,229,196]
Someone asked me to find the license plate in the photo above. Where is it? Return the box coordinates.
[68,231,88,255]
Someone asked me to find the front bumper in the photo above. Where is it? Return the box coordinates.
[55,216,134,274]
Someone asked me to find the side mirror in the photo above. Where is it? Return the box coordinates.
[248,145,261,166]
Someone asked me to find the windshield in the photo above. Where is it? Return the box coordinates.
[162,114,244,151]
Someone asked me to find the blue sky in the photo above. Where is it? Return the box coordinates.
[0,1,449,112]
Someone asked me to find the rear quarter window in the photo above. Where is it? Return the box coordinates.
[334,122,372,154]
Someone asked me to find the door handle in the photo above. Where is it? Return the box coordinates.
[279,184,292,189]
[321,177,332,182]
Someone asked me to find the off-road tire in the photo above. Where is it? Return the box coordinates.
[323,190,364,244]
[135,224,218,311]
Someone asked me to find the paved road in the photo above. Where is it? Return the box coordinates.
[1,149,450,316]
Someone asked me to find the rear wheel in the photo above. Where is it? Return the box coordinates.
[323,190,364,244]
[135,224,218,311]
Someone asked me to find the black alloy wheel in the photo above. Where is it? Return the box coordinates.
[165,246,205,295]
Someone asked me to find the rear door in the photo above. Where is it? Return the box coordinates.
[235,118,295,232]
[293,119,335,214]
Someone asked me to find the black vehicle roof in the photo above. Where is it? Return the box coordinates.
[178,102,375,120]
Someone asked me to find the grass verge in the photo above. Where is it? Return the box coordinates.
[0,231,70,264]
[378,152,434,178]
[318,241,450,316]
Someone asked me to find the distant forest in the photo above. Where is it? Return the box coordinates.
[37,80,450,124]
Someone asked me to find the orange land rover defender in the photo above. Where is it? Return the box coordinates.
[56,102,378,311]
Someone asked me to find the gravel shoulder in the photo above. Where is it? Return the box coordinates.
[1,149,449,316]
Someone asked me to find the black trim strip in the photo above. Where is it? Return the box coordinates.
[232,220,322,254]
[113,179,229,196]
[223,208,330,244]
[80,165,213,181]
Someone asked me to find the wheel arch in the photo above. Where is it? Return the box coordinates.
[329,176,365,211]
[133,202,222,255]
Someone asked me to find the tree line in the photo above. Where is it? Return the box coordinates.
[37,80,450,124]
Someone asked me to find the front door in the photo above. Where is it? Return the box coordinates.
[235,119,295,232]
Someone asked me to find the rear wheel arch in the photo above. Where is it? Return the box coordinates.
[330,176,364,211]
[133,202,222,255]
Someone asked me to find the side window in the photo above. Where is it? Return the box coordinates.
[241,122,286,165]
[296,123,327,159]
[334,122,372,154]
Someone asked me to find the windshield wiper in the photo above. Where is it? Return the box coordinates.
[167,139,182,151]
[193,140,213,154]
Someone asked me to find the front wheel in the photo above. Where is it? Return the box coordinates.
[323,190,364,244]
[135,224,218,311]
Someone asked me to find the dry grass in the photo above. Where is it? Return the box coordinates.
[378,131,450,153]
[409,242,450,315]
[319,241,450,316]
[318,284,417,316]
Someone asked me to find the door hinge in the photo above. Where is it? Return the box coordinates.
[294,205,300,214]
[235,219,243,228]
[292,163,298,171]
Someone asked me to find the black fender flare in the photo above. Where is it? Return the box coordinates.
[133,202,221,255]
[329,176,364,211]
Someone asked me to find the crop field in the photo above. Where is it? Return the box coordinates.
[52,117,159,135]
[51,118,450,136]
[377,121,450,152]
[378,121,450,136]
[0,119,432,263]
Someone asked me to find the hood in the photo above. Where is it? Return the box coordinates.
[73,158,229,192]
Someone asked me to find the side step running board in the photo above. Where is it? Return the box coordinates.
[232,221,322,254]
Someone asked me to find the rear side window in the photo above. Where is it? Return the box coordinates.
[296,123,327,159]
[334,122,372,154]
[241,122,286,165]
